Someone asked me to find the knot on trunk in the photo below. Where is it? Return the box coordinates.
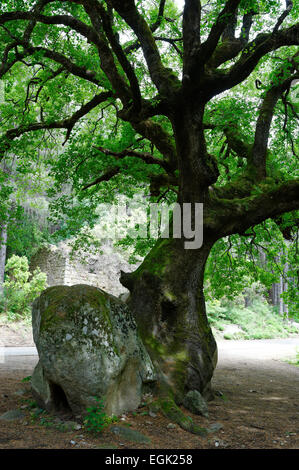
[120,270,135,292]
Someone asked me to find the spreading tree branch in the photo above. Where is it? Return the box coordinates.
[186,0,242,77]
[96,2,142,110]
[210,180,299,237]
[93,145,174,174]
[0,91,112,156]
[108,0,180,96]
[252,67,299,179]
[208,22,299,98]
[273,0,293,33]
[82,167,120,190]
[183,0,201,73]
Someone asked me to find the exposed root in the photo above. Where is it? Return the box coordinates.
[151,398,208,436]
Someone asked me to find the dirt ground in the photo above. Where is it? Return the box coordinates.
[0,320,34,347]
[0,323,298,449]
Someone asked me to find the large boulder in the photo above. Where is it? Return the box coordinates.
[31,284,156,416]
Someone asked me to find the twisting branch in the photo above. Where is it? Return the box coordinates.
[0,5,131,101]
[1,40,101,86]
[123,0,168,55]
[0,91,113,157]
[240,10,257,43]
[131,120,177,171]
[187,0,242,77]
[80,1,133,105]
[0,0,58,78]
[108,0,180,96]
[154,36,183,57]
[96,2,142,110]
[0,11,98,44]
[206,15,252,69]
[82,167,120,190]
[252,68,299,179]
[183,0,202,73]
[152,0,167,31]
[206,22,299,98]
[221,11,238,41]
[212,180,299,237]
[206,9,257,69]
[273,0,293,33]
[93,145,174,174]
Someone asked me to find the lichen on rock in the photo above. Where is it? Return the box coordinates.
[31,284,156,416]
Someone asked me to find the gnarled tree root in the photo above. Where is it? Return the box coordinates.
[150,398,208,436]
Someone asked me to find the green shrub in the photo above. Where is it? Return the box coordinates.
[287,349,299,367]
[84,397,117,434]
[207,298,299,340]
[0,255,47,320]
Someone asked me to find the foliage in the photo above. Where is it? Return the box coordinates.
[205,219,299,319]
[21,375,32,383]
[0,255,47,320]
[7,211,54,261]
[207,297,299,340]
[84,397,118,434]
[28,407,74,431]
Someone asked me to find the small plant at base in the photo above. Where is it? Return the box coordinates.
[21,376,31,383]
[21,399,37,409]
[84,397,110,433]
[104,415,119,425]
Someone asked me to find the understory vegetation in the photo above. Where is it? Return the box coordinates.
[207,298,299,340]
[0,254,47,321]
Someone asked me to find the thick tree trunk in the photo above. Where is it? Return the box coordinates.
[120,110,219,406]
[173,106,219,201]
[121,236,218,403]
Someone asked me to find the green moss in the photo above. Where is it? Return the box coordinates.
[163,290,176,302]
[171,358,188,398]
[129,238,178,283]
[39,285,113,333]
[144,335,167,357]
[173,351,188,361]
[157,398,207,436]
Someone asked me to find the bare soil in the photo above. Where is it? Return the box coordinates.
[0,323,298,449]
[0,320,34,347]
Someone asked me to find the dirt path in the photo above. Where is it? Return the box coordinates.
[0,338,298,449]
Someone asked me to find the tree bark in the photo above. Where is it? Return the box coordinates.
[121,236,218,403]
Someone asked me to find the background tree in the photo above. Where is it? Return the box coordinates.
[0,0,298,432]
[0,143,53,293]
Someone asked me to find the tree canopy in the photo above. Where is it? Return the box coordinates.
[0,1,298,219]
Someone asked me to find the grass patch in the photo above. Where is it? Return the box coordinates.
[286,349,299,367]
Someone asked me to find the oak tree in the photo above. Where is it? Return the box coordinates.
[0,0,298,431]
